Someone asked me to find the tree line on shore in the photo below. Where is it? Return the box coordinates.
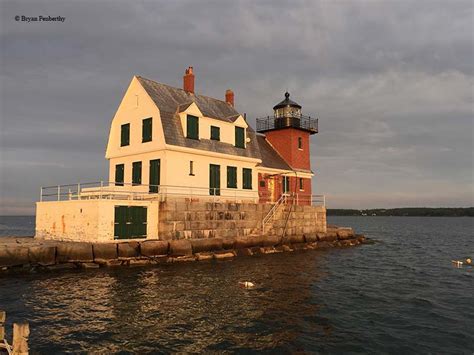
[327,207,474,217]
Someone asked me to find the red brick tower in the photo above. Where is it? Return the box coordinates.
[256,92,318,204]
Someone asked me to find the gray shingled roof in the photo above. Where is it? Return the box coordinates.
[256,135,292,171]
[137,76,262,160]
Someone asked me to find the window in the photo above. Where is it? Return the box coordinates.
[142,118,152,142]
[283,176,290,193]
[187,115,199,139]
[298,137,302,149]
[149,159,160,193]
[189,161,195,176]
[132,161,142,185]
[259,180,265,188]
[209,164,221,196]
[235,126,245,148]
[243,168,252,189]
[115,164,124,186]
[120,123,130,147]
[227,166,237,188]
[299,178,304,190]
[210,126,220,141]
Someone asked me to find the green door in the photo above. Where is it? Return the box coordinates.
[149,159,160,193]
[114,206,147,239]
[209,164,220,196]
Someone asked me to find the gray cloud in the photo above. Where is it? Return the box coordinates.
[1,0,473,214]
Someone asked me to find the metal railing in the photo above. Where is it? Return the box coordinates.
[262,193,289,233]
[256,114,318,133]
[40,181,326,206]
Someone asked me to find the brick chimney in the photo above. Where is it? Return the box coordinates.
[225,89,234,107]
[183,67,194,93]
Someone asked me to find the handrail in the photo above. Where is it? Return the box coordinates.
[39,181,325,206]
[262,193,289,233]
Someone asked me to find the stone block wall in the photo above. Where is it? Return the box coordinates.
[158,199,326,240]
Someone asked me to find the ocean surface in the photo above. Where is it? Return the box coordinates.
[0,216,473,354]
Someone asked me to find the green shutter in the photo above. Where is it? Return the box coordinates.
[235,127,245,148]
[142,118,152,142]
[243,168,252,189]
[210,126,220,141]
[121,123,130,146]
[187,115,199,139]
[132,161,142,185]
[149,159,160,193]
[227,166,237,188]
[115,164,124,186]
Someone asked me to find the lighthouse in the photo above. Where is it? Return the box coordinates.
[256,92,318,204]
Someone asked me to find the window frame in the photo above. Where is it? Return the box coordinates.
[235,126,245,148]
[298,137,303,150]
[299,178,304,191]
[227,166,237,188]
[186,115,199,140]
[189,161,195,176]
[142,117,152,143]
[132,161,142,186]
[120,123,130,147]
[210,126,221,141]
[115,164,124,186]
[243,168,252,190]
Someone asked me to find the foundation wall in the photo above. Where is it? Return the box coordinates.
[36,200,159,242]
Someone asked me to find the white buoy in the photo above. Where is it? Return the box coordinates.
[239,281,255,289]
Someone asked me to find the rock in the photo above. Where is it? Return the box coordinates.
[235,248,253,256]
[168,255,194,262]
[104,260,123,267]
[356,235,366,243]
[117,242,140,258]
[262,247,277,254]
[80,262,100,269]
[318,232,338,242]
[28,245,56,266]
[339,240,352,247]
[282,245,293,252]
[261,235,281,247]
[0,246,30,267]
[292,242,308,250]
[304,234,318,243]
[56,243,93,263]
[214,252,235,260]
[337,228,354,240]
[234,235,265,249]
[129,259,154,266]
[169,240,193,256]
[47,263,77,270]
[190,238,223,253]
[93,243,117,261]
[282,235,305,244]
[316,241,332,249]
[222,237,234,250]
[195,252,214,261]
[140,240,169,256]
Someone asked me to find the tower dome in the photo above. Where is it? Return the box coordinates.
[273,92,302,110]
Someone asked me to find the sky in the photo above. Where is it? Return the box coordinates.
[0,0,473,215]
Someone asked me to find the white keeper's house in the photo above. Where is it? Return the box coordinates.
[36,67,322,241]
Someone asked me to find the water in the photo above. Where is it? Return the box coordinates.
[0,216,473,353]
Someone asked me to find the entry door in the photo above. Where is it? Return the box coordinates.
[114,206,147,239]
[149,159,160,193]
[209,164,221,195]
[268,178,275,202]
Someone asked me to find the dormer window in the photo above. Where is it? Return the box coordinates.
[120,123,130,147]
[142,118,152,143]
[186,115,199,139]
[210,126,220,141]
[235,126,245,148]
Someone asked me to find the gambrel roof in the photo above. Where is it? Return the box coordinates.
[137,76,262,160]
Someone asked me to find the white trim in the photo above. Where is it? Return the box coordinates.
[165,144,262,163]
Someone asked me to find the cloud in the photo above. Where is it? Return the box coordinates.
[0,0,473,213]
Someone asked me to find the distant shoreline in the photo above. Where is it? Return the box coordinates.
[327,208,474,217]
